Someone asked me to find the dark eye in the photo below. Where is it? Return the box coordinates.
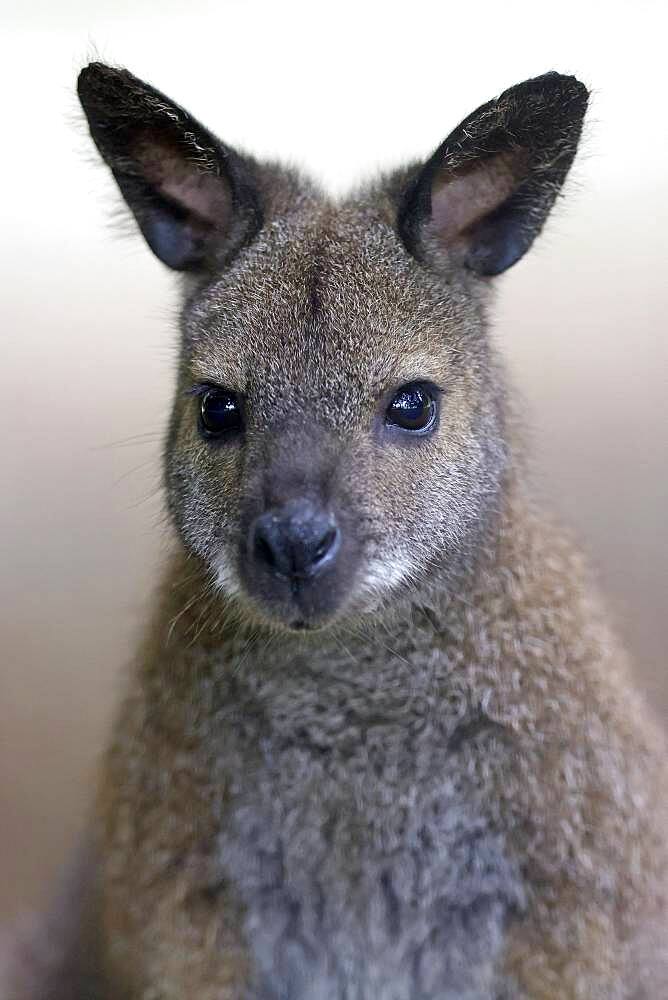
[386,384,437,433]
[199,389,244,438]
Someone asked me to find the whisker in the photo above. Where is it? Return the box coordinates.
[165,581,212,648]
[94,431,164,451]
[112,458,160,488]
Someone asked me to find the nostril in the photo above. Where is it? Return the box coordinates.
[249,506,341,581]
[254,531,278,571]
[312,527,339,567]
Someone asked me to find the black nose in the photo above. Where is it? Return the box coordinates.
[250,500,341,581]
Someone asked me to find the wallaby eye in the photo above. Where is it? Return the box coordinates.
[386,384,437,433]
[199,388,244,438]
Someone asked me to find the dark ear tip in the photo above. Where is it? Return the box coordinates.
[544,70,589,104]
[509,71,589,113]
[77,61,114,95]
[77,62,138,113]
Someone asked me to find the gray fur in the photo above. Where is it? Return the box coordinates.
[215,641,525,999]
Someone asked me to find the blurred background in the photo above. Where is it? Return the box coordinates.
[1,0,666,922]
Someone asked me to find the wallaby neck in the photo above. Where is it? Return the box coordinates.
[138,473,550,717]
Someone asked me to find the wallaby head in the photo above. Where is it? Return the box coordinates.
[78,65,587,632]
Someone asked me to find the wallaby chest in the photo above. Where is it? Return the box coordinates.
[207,650,525,1000]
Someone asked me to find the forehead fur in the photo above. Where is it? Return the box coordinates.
[182,189,488,416]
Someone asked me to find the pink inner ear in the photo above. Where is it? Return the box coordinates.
[132,133,233,229]
[429,149,529,244]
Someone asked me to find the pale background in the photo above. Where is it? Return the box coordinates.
[1,0,666,921]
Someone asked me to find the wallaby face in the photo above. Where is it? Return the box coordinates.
[168,219,506,631]
[78,66,586,632]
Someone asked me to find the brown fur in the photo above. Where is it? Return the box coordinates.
[3,66,666,999]
[93,495,668,998]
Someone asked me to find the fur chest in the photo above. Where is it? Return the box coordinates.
[210,667,526,1000]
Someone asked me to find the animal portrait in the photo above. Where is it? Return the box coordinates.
[1,12,666,998]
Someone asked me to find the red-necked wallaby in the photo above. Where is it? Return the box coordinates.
[3,64,666,999]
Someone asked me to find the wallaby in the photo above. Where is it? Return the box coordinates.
[3,63,667,1000]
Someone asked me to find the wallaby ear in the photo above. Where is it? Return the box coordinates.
[398,72,589,277]
[77,63,263,272]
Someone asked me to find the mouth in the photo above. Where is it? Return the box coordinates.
[290,618,315,632]
[237,522,356,632]
[244,588,345,633]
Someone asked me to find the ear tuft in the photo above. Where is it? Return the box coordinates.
[398,72,589,276]
[77,63,263,272]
